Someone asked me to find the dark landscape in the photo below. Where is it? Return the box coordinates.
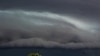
[0,47,100,56]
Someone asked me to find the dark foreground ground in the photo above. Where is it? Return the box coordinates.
[0,47,100,56]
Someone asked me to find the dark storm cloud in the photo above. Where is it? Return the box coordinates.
[0,0,100,29]
[0,0,100,17]
[0,10,99,48]
[0,0,100,48]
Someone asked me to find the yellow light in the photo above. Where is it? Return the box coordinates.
[28,52,42,56]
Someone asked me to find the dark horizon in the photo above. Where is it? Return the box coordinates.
[0,47,100,56]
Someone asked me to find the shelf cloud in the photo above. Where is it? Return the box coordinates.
[0,10,99,48]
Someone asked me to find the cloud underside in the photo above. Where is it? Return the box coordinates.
[0,10,99,48]
[1,38,100,48]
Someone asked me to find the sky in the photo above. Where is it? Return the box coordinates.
[0,0,100,31]
[0,0,100,48]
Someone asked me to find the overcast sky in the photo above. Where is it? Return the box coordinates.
[0,0,100,48]
[0,0,100,31]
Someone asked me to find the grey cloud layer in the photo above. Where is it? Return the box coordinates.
[0,0,100,30]
[0,10,99,48]
[0,0,100,17]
